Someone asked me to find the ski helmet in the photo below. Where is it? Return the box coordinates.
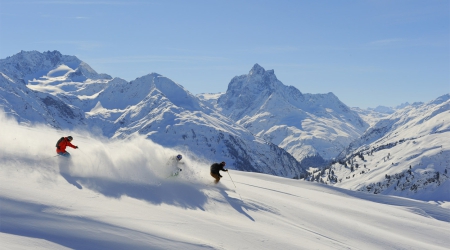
[176,154,182,160]
[67,136,73,141]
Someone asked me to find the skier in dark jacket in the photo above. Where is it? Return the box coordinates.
[210,161,228,184]
[56,136,78,157]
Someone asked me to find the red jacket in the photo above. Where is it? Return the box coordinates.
[56,137,76,153]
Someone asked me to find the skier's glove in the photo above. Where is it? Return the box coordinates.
[75,146,79,149]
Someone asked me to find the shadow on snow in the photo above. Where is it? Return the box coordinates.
[0,198,215,250]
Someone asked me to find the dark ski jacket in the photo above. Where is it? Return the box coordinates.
[56,137,76,153]
[210,163,227,175]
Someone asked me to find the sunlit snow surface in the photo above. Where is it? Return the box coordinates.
[1,112,449,250]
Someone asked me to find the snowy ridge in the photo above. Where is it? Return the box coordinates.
[0,71,86,129]
[0,50,111,83]
[308,94,450,201]
[344,95,449,154]
[196,92,223,109]
[350,106,391,127]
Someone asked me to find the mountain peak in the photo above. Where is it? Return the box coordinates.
[43,50,63,58]
[249,63,265,76]
[0,50,113,82]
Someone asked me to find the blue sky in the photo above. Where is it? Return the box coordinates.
[0,0,448,108]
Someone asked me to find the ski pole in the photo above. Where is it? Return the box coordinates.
[227,171,237,188]
[227,171,243,201]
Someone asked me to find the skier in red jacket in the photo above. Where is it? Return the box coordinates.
[56,136,78,157]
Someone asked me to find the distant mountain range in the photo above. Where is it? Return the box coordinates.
[306,94,450,201]
[1,50,448,201]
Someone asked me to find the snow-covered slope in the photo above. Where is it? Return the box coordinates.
[351,102,422,127]
[1,115,449,250]
[0,50,111,83]
[217,64,368,162]
[350,107,390,127]
[0,72,86,129]
[309,94,450,201]
[196,92,223,109]
[0,50,114,128]
[0,51,304,178]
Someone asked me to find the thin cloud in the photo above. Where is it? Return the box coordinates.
[31,0,152,5]
[38,13,90,19]
[38,40,103,50]
[270,63,384,74]
[252,46,299,54]
[368,38,446,48]
[368,38,403,46]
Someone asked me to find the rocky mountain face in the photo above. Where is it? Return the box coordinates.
[216,64,369,164]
